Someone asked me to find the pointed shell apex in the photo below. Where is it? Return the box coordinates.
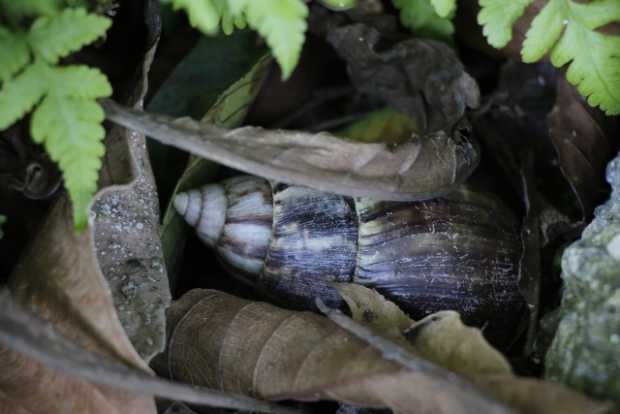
[174,193,189,215]
[175,185,227,246]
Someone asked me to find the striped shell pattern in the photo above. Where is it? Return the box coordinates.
[175,175,524,336]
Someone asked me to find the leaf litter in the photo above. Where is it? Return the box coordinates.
[2,1,620,413]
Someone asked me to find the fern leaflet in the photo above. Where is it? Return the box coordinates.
[165,0,307,79]
[0,27,30,83]
[29,7,111,63]
[477,0,533,48]
[0,7,112,229]
[479,0,620,115]
[30,62,110,229]
[392,0,454,39]
[229,0,307,79]
[430,0,457,18]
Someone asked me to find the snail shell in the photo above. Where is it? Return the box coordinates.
[175,175,524,336]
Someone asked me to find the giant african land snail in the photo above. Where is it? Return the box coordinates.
[175,174,524,338]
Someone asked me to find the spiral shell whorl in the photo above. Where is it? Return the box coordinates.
[175,185,227,246]
[175,176,274,276]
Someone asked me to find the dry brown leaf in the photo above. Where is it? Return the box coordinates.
[0,289,305,414]
[334,283,414,338]
[405,311,512,376]
[0,196,156,414]
[335,283,511,377]
[166,289,506,414]
[165,289,611,414]
[548,77,616,222]
[102,99,479,202]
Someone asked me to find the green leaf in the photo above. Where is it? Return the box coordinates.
[392,0,454,39]
[0,61,46,129]
[0,0,62,22]
[318,0,357,11]
[28,7,111,63]
[335,108,420,145]
[30,63,111,230]
[430,0,456,18]
[521,0,620,115]
[0,27,30,84]
[54,65,112,99]
[170,0,221,34]
[477,0,533,48]
[228,0,308,79]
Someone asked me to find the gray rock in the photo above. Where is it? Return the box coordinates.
[546,150,620,400]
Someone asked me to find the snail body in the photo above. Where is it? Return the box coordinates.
[175,175,524,335]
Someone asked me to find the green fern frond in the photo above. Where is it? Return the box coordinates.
[430,0,456,18]
[54,65,112,98]
[0,0,62,23]
[30,62,109,229]
[477,0,533,48]
[170,0,221,34]
[479,0,620,115]
[318,0,357,11]
[230,0,307,79]
[0,7,112,229]
[0,27,30,83]
[0,61,46,129]
[166,0,307,79]
[28,7,111,63]
[392,0,454,39]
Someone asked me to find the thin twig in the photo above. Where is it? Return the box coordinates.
[0,290,303,414]
[315,298,515,414]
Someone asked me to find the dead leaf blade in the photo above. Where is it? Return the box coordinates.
[101,99,479,202]
[0,290,302,414]
[165,289,613,414]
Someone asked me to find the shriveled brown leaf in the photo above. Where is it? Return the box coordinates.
[405,311,512,376]
[474,375,613,414]
[335,284,511,377]
[326,23,480,133]
[165,289,611,414]
[335,283,414,338]
[1,196,155,414]
[102,99,479,202]
[93,0,171,360]
[0,290,303,414]
[166,289,507,414]
[548,78,616,222]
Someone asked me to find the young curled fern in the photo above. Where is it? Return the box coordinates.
[0,6,112,230]
[479,0,620,115]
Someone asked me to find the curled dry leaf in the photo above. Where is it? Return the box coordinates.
[93,0,170,360]
[164,289,611,414]
[405,312,512,376]
[335,282,414,338]
[102,99,479,202]
[165,289,506,414]
[1,196,155,414]
[334,284,511,377]
[326,23,480,133]
[548,77,616,222]
[0,289,304,414]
